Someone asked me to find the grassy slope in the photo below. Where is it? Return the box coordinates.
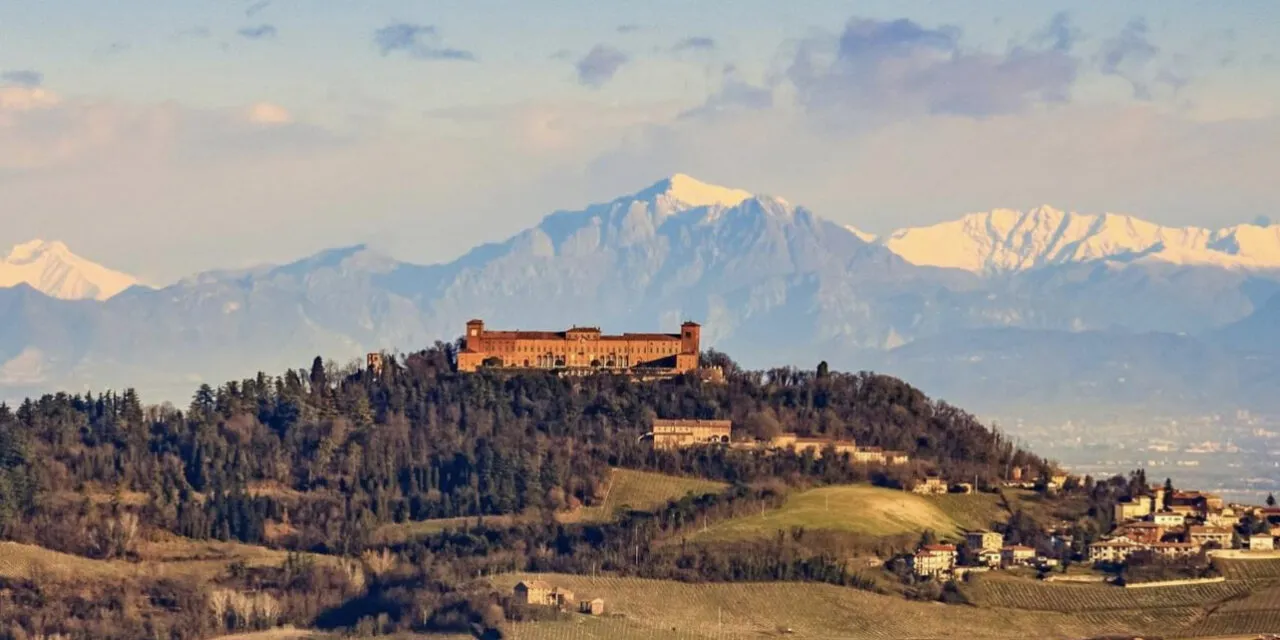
[0,537,332,582]
[490,572,1199,640]
[692,484,973,542]
[577,468,727,523]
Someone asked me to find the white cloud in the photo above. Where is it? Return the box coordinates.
[245,102,292,125]
[0,87,61,111]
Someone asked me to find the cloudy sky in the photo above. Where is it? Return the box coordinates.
[2,0,1279,283]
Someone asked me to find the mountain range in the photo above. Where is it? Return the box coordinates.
[2,173,1277,419]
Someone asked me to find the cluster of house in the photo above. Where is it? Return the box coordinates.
[911,530,1044,579]
[513,580,606,616]
[648,419,912,466]
[1087,487,1279,565]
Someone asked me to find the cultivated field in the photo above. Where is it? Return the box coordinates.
[963,573,1249,612]
[489,572,1218,639]
[692,484,968,542]
[1214,556,1280,582]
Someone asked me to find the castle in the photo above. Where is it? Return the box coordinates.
[455,319,702,374]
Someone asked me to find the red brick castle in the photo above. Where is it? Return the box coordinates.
[456,319,701,374]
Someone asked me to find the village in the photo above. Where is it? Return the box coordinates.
[909,474,1280,583]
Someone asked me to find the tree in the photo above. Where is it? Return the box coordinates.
[1268,493,1276,508]
[310,356,327,393]
[1163,478,1175,510]
[816,361,830,378]
[918,529,938,547]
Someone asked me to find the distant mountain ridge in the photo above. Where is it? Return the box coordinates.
[0,240,139,301]
[881,206,1280,274]
[1,175,1277,419]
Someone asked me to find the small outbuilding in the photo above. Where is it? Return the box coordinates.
[580,598,605,616]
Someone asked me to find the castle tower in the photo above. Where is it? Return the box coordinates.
[465,319,485,350]
[680,321,701,355]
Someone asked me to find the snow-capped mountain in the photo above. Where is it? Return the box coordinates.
[1,176,1278,419]
[0,240,139,301]
[882,206,1280,274]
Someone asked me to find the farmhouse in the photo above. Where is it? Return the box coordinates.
[1000,545,1036,568]
[514,581,576,608]
[579,598,605,616]
[1188,525,1234,549]
[966,530,1003,552]
[912,545,957,578]
[912,476,948,495]
[651,419,732,449]
[1089,537,1144,564]
[976,549,1002,568]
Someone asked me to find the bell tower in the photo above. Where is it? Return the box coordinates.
[680,321,701,354]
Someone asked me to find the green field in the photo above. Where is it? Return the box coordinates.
[924,491,1010,531]
[691,484,972,542]
[578,468,727,522]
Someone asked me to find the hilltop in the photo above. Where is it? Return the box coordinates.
[3,175,1280,419]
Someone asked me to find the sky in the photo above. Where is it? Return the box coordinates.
[2,0,1279,284]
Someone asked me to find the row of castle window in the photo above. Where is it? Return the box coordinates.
[495,344,678,355]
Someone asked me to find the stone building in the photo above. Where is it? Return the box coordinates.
[1088,537,1144,564]
[966,530,1003,552]
[652,419,732,449]
[1188,525,1234,549]
[514,580,575,608]
[770,433,858,458]
[1001,545,1036,568]
[456,319,701,374]
[912,476,948,495]
[912,544,957,578]
[580,598,605,616]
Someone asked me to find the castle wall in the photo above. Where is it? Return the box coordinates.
[457,320,701,374]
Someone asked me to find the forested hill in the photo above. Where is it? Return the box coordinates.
[0,342,1046,553]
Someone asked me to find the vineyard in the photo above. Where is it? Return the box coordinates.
[1214,556,1280,582]
[962,574,1249,612]
[488,573,1181,639]
[1180,610,1280,638]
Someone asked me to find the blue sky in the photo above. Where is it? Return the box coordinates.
[2,1,1279,282]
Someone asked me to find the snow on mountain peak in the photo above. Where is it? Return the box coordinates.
[883,207,1280,273]
[639,173,753,208]
[0,239,139,300]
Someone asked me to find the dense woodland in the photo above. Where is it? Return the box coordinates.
[0,343,1055,638]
